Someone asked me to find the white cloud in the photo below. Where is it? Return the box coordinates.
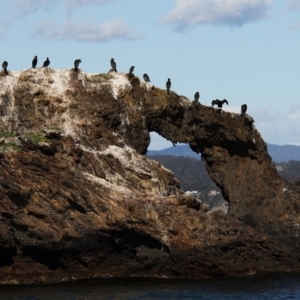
[32,18,144,42]
[0,21,11,38]
[287,114,300,119]
[9,0,55,18]
[285,1,300,30]
[63,0,113,9]
[251,106,300,145]
[286,104,300,115]
[9,0,113,18]
[162,0,274,31]
[285,0,300,12]
[288,22,300,30]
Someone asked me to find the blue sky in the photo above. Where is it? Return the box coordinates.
[0,0,300,149]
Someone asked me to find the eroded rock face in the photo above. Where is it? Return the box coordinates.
[0,69,300,284]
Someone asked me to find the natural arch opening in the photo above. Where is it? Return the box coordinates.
[147,132,227,211]
[138,86,284,221]
[148,132,176,151]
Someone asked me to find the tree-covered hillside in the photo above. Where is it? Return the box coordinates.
[146,155,224,207]
[147,144,300,163]
[147,155,300,208]
[275,160,300,183]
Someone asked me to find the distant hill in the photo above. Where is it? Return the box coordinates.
[274,160,300,183]
[267,144,300,163]
[147,145,200,159]
[147,144,300,163]
[145,155,300,209]
[146,155,225,208]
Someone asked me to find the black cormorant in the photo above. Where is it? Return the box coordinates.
[129,66,134,76]
[241,104,247,115]
[32,56,38,68]
[74,59,82,72]
[194,91,200,102]
[43,57,50,67]
[2,61,8,75]
[110,58,117,72]
[143,73,150,83]
[166,78,171,94]
[212,99,229,109]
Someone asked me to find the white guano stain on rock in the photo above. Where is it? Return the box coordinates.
[80,144,173,197]
[108,72,131,99]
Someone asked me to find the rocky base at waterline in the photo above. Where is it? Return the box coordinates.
[1,68,300,284]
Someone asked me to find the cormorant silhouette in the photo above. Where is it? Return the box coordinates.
[143,73,151,83]
[194,91,200,102]
[110,58,117,72]
[212,99,229,109]
[74,59,82,72]
[2,61,8,75]
[166,78,171,94]
[32,56,38,68]
[43,57,50,67]
[129,66,134,77]
[241,104,247,115]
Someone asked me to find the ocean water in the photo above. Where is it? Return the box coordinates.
[0,274,300,300]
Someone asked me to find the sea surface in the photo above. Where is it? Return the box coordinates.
[0,274,300,300]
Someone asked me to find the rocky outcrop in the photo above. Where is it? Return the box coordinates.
[0,68,300,284]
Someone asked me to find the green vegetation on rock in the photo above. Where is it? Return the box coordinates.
[25,132,51,143]
[0,131,16,138]
[0,142,21,152]
[87,73,112,83]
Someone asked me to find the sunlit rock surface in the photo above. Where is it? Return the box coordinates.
[1,68,300,284]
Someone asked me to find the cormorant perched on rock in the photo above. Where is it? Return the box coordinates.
[143,73,151,83]
[43,57,50,67]
[32,56,38,68]
[2,61,8,75]
[74,59,82,72]
[166,78,171,94]
[110,58,117,72]
[212,99,229,109]
[129,66,134,77]
[241,104,247,115]
[194,91,200,102]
